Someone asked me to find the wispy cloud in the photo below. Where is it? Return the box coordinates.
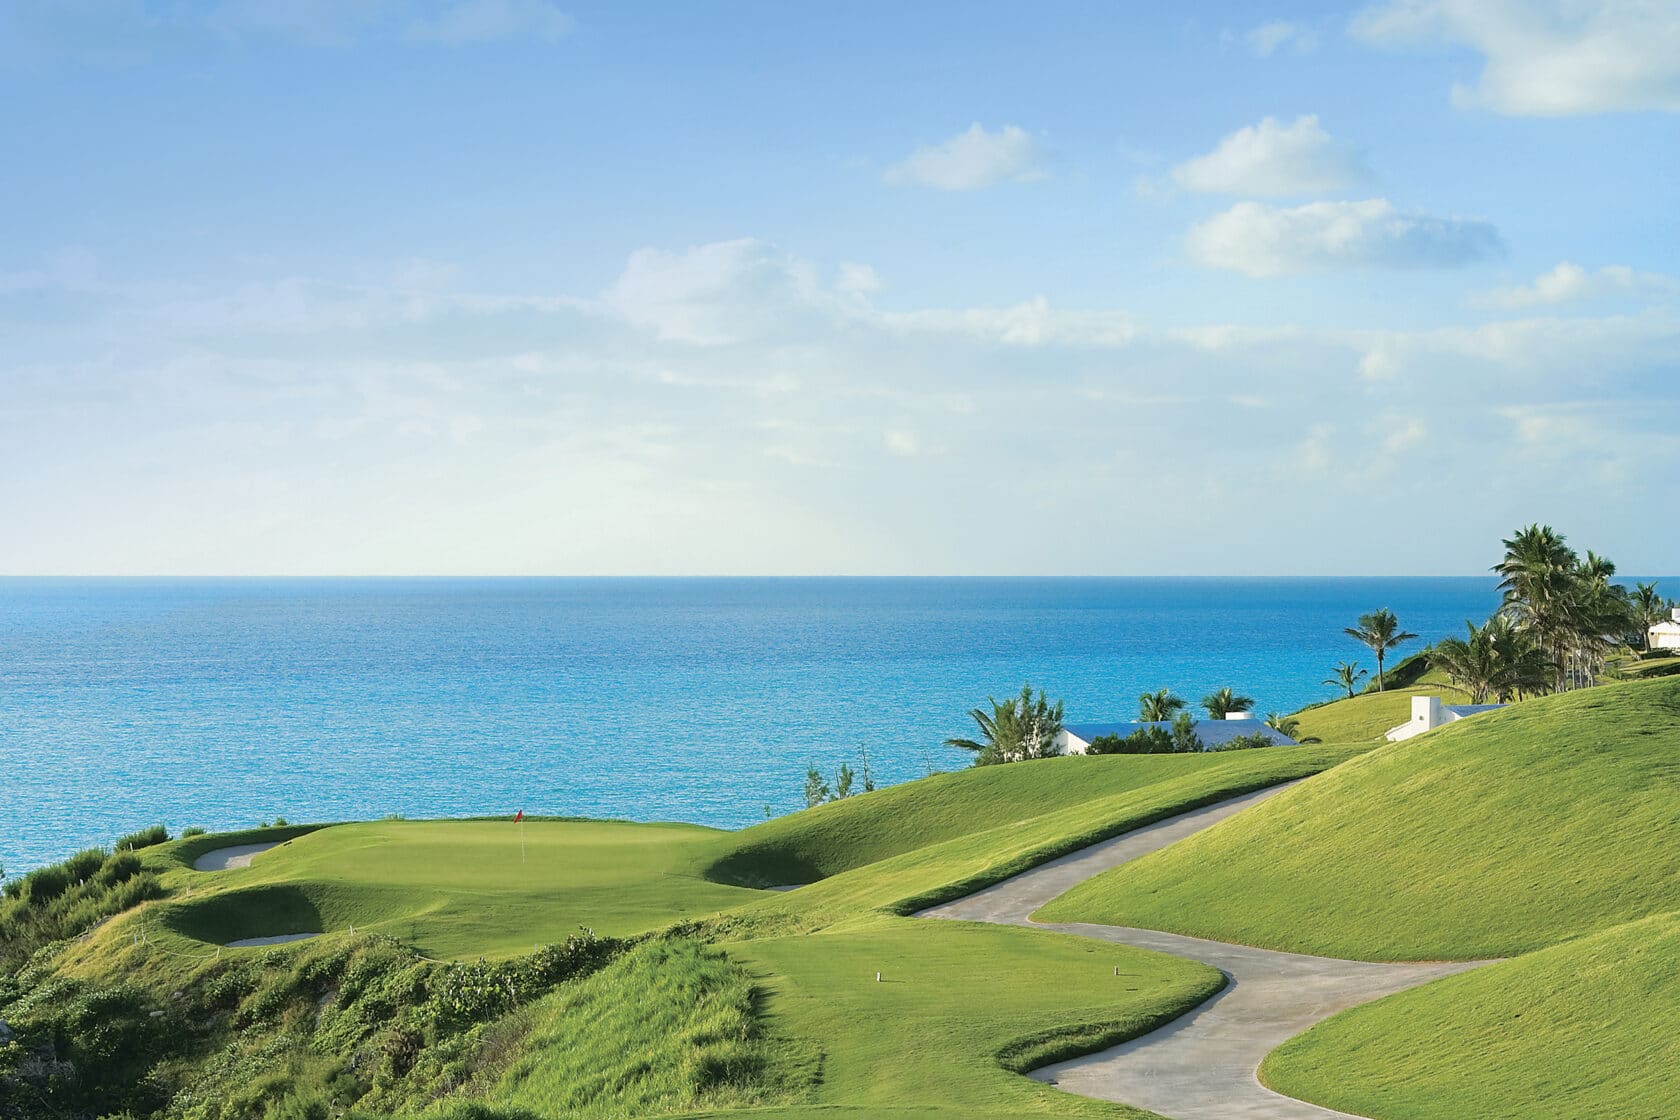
[1187,198,1503,277]
[1470,262,1678,309]
[1246,20,1319,57]
[882,123,1047,190]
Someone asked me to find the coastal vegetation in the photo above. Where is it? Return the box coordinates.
[1136,688,1185,722]
[945,684,1064,765]
[1321,660,1368,698]
[1199,687,1253,719]
[1341,608,1417,690]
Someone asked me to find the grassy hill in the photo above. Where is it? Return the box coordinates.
[1260,909,1680,1119]
[1035,676,1680,960]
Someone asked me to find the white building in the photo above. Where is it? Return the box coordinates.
[1650,607,1680,651]
[1384,695,1505,742]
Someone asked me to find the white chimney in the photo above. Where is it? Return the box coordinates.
[1224,711,1255,720]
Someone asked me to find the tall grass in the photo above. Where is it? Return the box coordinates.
[488,937,805,1118]
[0,847,164,970]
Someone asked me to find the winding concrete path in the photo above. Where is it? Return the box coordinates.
[917,783,1487,1120]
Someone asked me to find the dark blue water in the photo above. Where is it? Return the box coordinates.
[0,577,1506,871]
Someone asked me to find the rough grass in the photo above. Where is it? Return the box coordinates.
[488,937,808,1118]
[1036,677,1680,960]
[1261,909,1680,1119]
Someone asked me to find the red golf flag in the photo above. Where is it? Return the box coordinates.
[514,809,524,822]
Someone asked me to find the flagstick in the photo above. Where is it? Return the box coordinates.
[520,815,526,864]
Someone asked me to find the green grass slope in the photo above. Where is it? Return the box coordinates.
[1260,909,1680,1119]
[1290,678,1469,745]
[1036,677,1680,960]
[705,750,1354,888]
[712,746,1364,934]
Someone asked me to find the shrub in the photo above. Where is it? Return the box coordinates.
[181,826,207,838]
[21,863,73,906]
[113,825,170,852]
[1209,731,1278,752]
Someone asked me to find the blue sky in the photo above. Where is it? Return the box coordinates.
[2,0,1677,575]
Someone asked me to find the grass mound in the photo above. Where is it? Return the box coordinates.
[1261,909,1680,1119]
[1036,676,1680,960]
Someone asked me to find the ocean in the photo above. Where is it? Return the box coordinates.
[0,577,1511,871]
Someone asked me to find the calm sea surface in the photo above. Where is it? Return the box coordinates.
[0,577,1514,871]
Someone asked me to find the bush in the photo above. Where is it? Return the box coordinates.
[182,826,207,838]
[113,825,170,852]
[1087,715,1205,755]
[1209,731,1278,752]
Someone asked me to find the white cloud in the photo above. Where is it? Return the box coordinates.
[601,239,828,345]
[882,123,1046,190]
[1171,115,1369,196]
[1187,198,1503,277]
[1471,261,1678,309]
[406,0,572,45]
[1247,20,1318,56]
[1352,0,1680,115]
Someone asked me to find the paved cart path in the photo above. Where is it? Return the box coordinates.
[918,782,1486,1120]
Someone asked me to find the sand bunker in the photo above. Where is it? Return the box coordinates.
[193,842,280,871]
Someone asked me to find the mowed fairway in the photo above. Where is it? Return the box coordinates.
[1036,677,1680,960]
[723,919,1221,1120]
[158,819,767,959]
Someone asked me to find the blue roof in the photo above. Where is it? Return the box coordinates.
[1065,720,1296,747]
[1445,704,1506,717]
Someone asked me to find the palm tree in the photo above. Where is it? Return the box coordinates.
[1264,712,1301,739]
[947,684,1064,766]
[1494,523,1578,691]
[1201,687,1255,720]
[1632,582,1669,653]
[1321,660,1368,699]
[1138,688,1187,723]
[1342,608,1418,691]
[1433,615,1551,703]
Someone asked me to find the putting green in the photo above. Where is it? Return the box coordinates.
[157,818,767,960]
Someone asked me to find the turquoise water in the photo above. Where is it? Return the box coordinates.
[0,577,1508,871]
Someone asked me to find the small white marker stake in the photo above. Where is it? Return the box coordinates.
[875,971,881,983]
